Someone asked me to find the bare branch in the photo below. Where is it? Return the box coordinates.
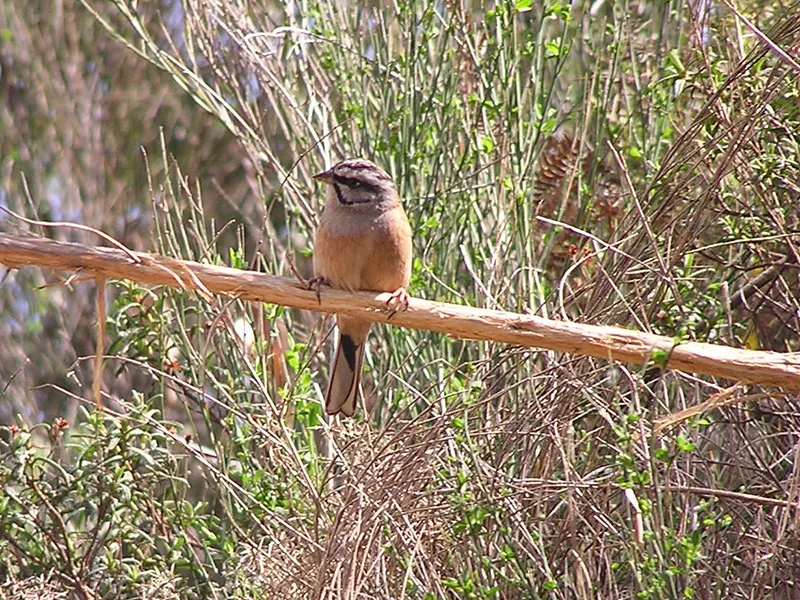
[1,232,798,390]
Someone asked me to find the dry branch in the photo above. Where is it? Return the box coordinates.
[1,232,799,390]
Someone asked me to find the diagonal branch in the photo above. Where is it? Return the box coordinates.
[1,232,798,390]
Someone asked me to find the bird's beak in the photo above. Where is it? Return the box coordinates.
[312,169,334,183]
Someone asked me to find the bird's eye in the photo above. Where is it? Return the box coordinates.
[333,175,363,189]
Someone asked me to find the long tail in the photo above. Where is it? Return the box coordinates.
[325,332,365,417]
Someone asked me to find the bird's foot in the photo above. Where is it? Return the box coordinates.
[307,276,329,305]
[385,287,410,319]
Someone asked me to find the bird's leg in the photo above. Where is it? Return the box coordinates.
[306,276,330,305]
[385,287,410,319]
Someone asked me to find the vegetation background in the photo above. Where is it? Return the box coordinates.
[1,0,799,598]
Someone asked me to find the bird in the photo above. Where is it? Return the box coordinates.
[312,158,413,417]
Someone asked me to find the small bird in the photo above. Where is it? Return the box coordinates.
[312,158,413,417]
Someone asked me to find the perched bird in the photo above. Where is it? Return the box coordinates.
[312,158,412,417]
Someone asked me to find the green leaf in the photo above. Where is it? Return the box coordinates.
[676,434,696,453]
[651,348,669,367]
[545,39,564,57]
[543,579,558,590]
[515,0,533,11]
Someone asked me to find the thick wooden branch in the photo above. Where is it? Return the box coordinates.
[1,232,798,390]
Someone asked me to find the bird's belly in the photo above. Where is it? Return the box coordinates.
[314,226,368,291]
[314,218,410,293]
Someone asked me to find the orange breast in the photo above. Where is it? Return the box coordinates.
[314,206,412,293]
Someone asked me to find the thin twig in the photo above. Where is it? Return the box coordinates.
[719,0,800,76]
[0,206,141,264]
[93,277,106,408]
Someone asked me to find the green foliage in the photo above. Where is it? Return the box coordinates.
[0,401,223,597]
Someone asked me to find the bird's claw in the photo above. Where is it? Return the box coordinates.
[385,287,410,320]
[307,276,329,305]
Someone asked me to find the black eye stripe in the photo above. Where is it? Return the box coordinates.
[332,183,354,206]
[332,175,379,191]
